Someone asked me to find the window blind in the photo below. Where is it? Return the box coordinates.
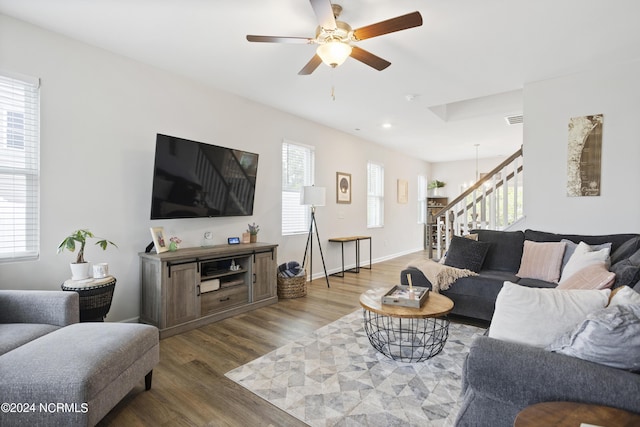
[367,161,384,228]
[282,140,314,235]
[0,72,40,262]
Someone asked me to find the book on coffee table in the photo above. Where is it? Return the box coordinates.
[382,285,429,308]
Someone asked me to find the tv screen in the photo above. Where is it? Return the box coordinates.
[150,134,258,219]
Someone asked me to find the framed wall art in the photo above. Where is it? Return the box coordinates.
[567,114,603,197]
[397,179,408,204]
[336,172,351,204]
[150,226,168,253]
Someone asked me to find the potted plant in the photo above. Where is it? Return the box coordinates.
[247,223,260,243]
[58,229,117,280]
[428,180,446,196]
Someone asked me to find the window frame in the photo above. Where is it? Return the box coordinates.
[281,140,315,236]
[0,72,41,263]
[367,161,384,228]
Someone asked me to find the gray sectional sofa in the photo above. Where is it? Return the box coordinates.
[455,324,640,426]
[401,229,640,321]
[0,290,160,426]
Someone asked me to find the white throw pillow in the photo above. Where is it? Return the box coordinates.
[560,241,611,283]
[488,281,610,348]
[609,285,640,306]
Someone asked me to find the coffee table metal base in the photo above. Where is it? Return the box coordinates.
[362,309,450,362]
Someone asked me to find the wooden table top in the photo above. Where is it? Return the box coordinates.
[515,401,640,427]
[328,236,371,242]
[359,287,454,318]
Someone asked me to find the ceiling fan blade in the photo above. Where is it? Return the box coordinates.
[246,35,313,44]
[353,11,423,41]
[298,54,323,75]
[350,46,391,71]
[309,0,337,30]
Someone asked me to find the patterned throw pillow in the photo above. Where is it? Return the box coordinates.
[556,263,615,290]
[516,240,566,283]
[443,235,491,273]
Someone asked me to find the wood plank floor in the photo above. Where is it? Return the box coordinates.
[98,250,480,427]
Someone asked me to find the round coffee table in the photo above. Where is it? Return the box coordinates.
[359,288,454,362]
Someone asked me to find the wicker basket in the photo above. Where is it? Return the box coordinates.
[277,273,307,299]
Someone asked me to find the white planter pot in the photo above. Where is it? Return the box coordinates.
[70,262,91,280]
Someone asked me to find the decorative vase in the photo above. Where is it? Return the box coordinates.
[250,234,257,243]
[169,241,178,251]
[70,262,91,280]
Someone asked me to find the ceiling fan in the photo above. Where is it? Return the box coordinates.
[246,0,423,75]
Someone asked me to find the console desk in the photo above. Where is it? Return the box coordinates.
[328,236,371,277]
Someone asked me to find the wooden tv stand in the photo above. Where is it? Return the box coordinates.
[139,243,277,338]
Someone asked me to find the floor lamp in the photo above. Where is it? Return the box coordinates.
[301,186,330,288]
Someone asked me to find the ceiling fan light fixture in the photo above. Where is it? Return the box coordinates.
[316,40,352,68]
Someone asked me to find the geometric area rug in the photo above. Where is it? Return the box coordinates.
[225,310,486,427]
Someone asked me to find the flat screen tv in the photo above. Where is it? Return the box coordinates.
[150,134,258,219]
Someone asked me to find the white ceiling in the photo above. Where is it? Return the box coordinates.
[2,0,640,162]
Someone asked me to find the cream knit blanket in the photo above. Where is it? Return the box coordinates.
[405,258,478,293]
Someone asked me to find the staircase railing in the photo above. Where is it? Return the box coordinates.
[427,146,524,259]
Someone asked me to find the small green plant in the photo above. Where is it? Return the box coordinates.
[247,223,260,235]
[427,180,446,190]
[57,229,117,264]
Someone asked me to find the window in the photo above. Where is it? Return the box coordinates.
[282,140,314,235]
[0,73,40,262]
[417,174,427,224]
[367,161,384,228]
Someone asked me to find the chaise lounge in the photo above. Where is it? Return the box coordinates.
[0,290,159,426]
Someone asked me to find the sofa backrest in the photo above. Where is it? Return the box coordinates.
[473,229,525,272]
[524,229,639,254]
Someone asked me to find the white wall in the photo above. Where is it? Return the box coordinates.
[431,156,511,199]
[523,60,640,233]
[0,15,429,321]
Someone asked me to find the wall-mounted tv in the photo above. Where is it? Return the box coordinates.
[150,134,258,219]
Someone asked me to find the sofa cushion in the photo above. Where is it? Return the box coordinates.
[444,235,491,272]
[524,229,638,254]
[488,282,610,348]
[561,239,611,270]
[473,229,525,272]
[445,272,516,299]
[547,304,640,371]
[610,247,640,289]
[556,264,615,290]
[515,277,558,288]
[0,323,59,356]
[516,240,566,282]
[560,242,611,283]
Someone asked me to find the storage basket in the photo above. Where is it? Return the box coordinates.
[277,272,307,299]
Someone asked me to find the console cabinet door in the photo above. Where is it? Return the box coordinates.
[252,250,276,301]
[165,262,200,327]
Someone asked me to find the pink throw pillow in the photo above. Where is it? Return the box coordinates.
[517,241,566,283]
[556,263,615,290]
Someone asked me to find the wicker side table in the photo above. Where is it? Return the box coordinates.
[61,276,116,322]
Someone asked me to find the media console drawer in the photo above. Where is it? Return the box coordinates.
[201,285,248,314]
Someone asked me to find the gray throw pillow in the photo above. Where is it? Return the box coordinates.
[547,304,640,371]
[444,236,491,273]
[610,236,640,266]
[610,248,640,288]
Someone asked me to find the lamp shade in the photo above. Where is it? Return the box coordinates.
[301,186,326,206]
[316,41,352,68]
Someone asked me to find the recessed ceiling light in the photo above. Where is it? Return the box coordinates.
[382,123,392,129]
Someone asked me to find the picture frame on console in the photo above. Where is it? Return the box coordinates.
[336,172,351,204]
[150,226,168,253]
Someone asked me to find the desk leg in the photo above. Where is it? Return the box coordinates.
[360,237,372,270]
[355,239,360,273]
[330,241,346,278]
